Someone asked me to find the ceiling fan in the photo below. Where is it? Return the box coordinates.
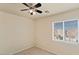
[21,3,43,15]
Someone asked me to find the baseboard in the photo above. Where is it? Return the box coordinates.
[12,45,34,55]
[36,46,56,55]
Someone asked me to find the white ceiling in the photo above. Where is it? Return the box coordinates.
[0,3,79,19]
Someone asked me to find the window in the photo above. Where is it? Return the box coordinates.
[52,19,79,43]
[54,22,63,40]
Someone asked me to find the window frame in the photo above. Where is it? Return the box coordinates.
[52,19,79,44]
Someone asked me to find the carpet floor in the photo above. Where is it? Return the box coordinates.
[15,47,55,55]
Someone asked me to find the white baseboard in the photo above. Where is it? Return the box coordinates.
[36,45,56,55]
[10,45,34,55]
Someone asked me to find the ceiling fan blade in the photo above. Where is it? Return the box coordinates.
[21,9,29,11]
[36,9,42,13]
[34,3,41,8]
[22,3,30,7]
[28,3,33,6]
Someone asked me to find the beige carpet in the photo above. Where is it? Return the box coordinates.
[15,47,55,55]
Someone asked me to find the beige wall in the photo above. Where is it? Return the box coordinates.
[35,9,79,55]
[0,11,34,54]
[1,7,79,55]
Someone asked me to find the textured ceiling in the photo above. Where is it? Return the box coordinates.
[0,3,79,19]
